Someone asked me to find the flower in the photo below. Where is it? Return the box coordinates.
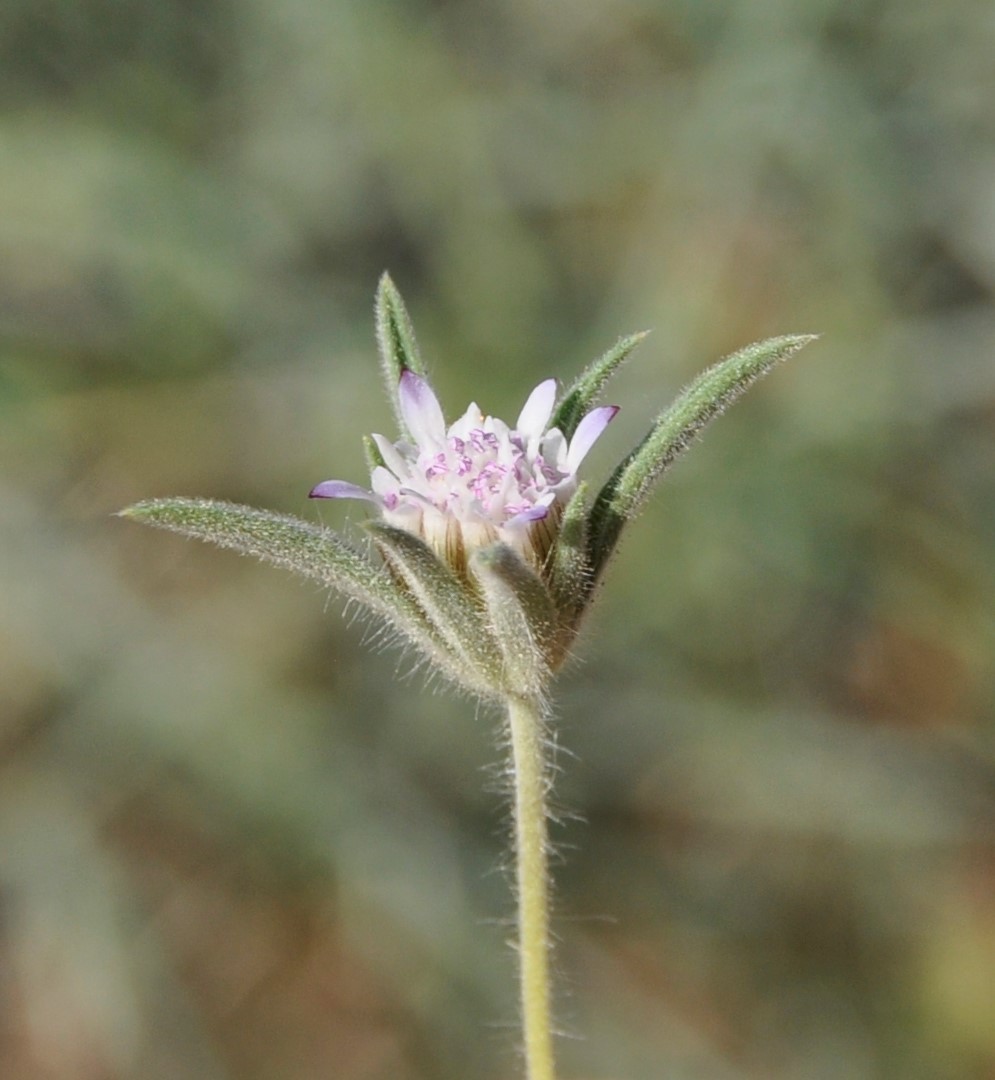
[309,369,618,575]
[119,272,814,1080]
[124,271,813,694]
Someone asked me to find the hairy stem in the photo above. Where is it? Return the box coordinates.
[506,693,555,1080]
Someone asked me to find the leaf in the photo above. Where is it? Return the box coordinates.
[120,497,386,597]
[551,331,649,439]
[375,271,427,437]
[119,498,456,679]
[544,483,592,663]
[588,334,817,576]
[365,521,501,696]
[470,544,557,697]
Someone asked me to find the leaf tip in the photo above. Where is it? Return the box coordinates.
[116,499,155,521]
[777,332,820,353]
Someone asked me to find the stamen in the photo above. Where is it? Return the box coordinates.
[426,452,449,478]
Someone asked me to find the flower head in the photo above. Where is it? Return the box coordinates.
[310,369,618,575]
[123,271,813,694]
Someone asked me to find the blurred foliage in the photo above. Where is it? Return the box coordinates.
[2,0,995,1077]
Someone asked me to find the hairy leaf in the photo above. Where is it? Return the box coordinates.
[470,544,558,697]
[366,521,501,696]
[588,334,817,576]
[552,331,648,439]
[544,483,593,664]
[119,498,458,680]
[375,272,427,437]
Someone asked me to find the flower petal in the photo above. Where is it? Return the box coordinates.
[508,504,551,525]
[372,433,411,480]
[566,405,619,472]
[370,466,400,495]
[516,378,557,441]
[309,480,380,501]
[505,491,556,529]
[539,428,568,471]
[399,370,446,447]
[449,402,484,439]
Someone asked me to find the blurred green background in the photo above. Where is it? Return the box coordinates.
[2,1,995,1077]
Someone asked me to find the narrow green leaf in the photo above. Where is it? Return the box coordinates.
[365,521,501,696]
[588,334,817,576]
[120,498,389,600]
[375,271,427,437]
[551,331,649,439]
[469,544,558,697]
[545,482,591,635]
[119,498,457,680]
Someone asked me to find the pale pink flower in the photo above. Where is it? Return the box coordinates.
[311,370,618,572]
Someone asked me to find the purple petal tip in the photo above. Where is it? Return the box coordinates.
[309,480,377,501]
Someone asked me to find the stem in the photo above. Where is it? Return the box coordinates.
[506,692,556,1080]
